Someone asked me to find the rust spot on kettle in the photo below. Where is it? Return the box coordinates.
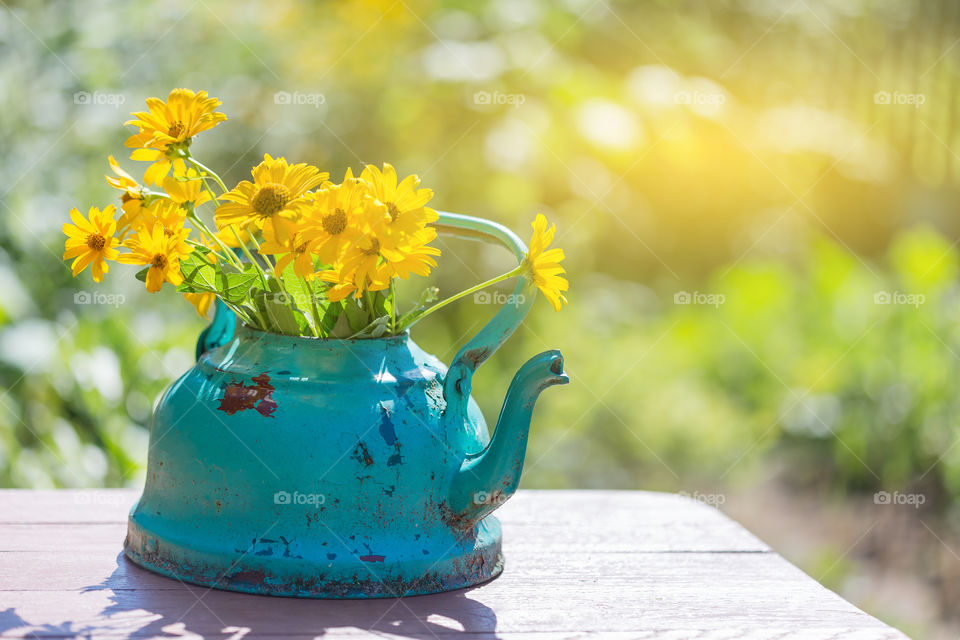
[352,441,374,466]
[359,554,385,562]
[218,373,278,417]
[463,346,490,368]
[228,568,267,585]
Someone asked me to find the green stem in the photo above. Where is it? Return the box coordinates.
[186,238,265,329]
[181,157,247,271]
[221,300,258,328]
[398,264,524,332]
[185,156,229,192]
[187,211,244,270]
[246,229,276,272]
[185,238,228,263]
[389,277,398,335]
[303,278,324,337]
[230,225,270,289]
[363,287,375,324]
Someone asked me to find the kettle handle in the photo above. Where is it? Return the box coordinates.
[433,211,536,422]
[195,298,237,360]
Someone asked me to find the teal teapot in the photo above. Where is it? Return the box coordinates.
[124,212,568,598]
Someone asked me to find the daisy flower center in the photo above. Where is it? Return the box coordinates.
[322,208,348,235]
[151,254,168,270]
[86,233,106,252]
[361,239,381,256]
[167,121,187,139]
[385,202,401,221]
[252,183,291,217]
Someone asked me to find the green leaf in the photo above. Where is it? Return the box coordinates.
[342,299,366,332]
[177,255,260,304]
[368,317,390,338]
[278,261,315,313]
[176,253,217,291]
[329,308,353,338]
[135,267,149,283]
[251,278,301,336]
[320,299,343,336]
[419,286,439,306]
[398,286,440,325]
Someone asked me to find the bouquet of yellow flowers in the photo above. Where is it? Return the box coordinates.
[64,89,568,337]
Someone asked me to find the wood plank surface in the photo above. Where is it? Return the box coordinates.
[0,490,908,639]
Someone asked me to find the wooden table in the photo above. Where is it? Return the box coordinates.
[0,489,908,639]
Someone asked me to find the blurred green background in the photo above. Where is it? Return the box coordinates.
[3,0,960,636]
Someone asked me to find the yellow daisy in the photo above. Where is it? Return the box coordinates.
[62,205,120,282]
[118,223,193,293]
[105,156,147,232]
[258,226,318,280]
[131,199,191,255]
[129,149,187,187]
[299,172,374,265]
[338,235,390,294]
[216,225,253,249]
[319,260,390,302]
[319,263,360,302]
[215,154,328,241]
[125,89,226,149]
[184,291,216,318]
[163,170,212,208]
[360,163,438,250]
[125,89,226,185]
[382,228,441,280]
[524,214,568,312]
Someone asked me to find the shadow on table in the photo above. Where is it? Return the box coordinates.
[1,553,501,639]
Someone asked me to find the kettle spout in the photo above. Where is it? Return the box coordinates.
[448,350,568,523]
